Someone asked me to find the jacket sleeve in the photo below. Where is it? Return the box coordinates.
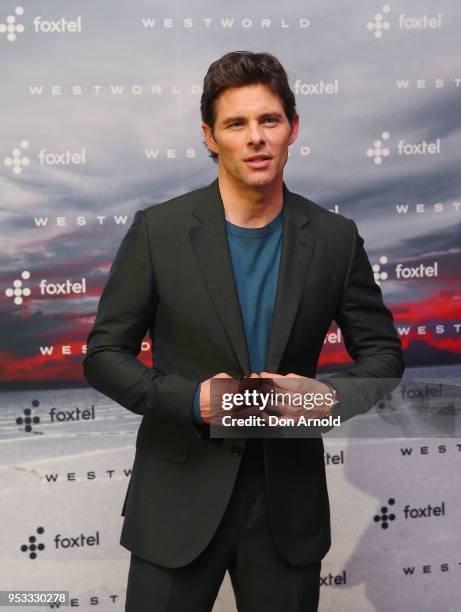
[83,209,199,435]
[324,219,405,424]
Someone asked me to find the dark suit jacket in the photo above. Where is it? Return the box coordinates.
[83,178,404,568]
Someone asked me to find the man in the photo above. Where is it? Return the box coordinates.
[83,51,404,611]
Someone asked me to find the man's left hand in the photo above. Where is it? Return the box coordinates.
[257,371,335,422]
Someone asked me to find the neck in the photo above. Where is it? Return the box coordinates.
[217,169,284,228]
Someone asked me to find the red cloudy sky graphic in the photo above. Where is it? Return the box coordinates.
[319,285,461,370]
[0,283,459,384]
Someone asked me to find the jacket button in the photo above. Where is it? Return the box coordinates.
[230,445,242,457]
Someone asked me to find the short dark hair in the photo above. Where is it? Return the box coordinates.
[200,51,296,161]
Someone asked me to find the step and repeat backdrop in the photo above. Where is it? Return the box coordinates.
[1,1,460,610]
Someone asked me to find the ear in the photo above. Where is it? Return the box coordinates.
[202,122,219,156]
[288,113,299,146]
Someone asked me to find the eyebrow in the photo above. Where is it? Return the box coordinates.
[221,112,284,126]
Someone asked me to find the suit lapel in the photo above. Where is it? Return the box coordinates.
[188,179,315,377]
[265,185,315,373]
[189,179,251,376]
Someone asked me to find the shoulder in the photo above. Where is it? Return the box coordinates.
[141,184,207,222]
[286,186,358,238]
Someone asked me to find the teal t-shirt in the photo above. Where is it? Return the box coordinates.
[193,210,283,424]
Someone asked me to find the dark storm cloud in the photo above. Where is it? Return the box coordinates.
[314,163,460,216]
[392,90,461,142]
[0,309,71,356]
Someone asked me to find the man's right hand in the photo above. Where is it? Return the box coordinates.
[199,372,261,425]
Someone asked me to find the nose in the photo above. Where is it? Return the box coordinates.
[246,121,265,146]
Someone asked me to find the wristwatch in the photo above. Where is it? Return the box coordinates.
[322,380,340,413]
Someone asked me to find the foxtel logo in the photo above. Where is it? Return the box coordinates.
[3,141,87,176]
[39,279,87,295]
[4,273,87,306]
[397,13,442,31]
[395,262,438,279]
[367,6,442,39]
[372,257,439,284]
[293,78,339,95]
[32,16,82,33]
[374,498,446,530]
[0,7,82,43]
[367,131,442,165]
[49,406,95,422]
[38,148,86,165]
[403,503,446,519]
[54,530,100,549]
[397,139,441,156]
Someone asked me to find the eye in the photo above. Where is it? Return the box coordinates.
[263,117,278,124]
[229,121,243,128]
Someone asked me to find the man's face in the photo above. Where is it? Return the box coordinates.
[202,83,299,190]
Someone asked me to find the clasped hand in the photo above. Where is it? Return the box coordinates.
[199,371,334,426]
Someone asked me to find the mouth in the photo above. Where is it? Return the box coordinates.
[244,154,273,170]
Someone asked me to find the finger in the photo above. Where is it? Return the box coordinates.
[260,378,292,390]
[259,371,284,379]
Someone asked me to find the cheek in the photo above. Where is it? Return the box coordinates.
[222,149,239,166]
[223,145,243,166]
[219,137,238,156]
[275,134,290,148]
